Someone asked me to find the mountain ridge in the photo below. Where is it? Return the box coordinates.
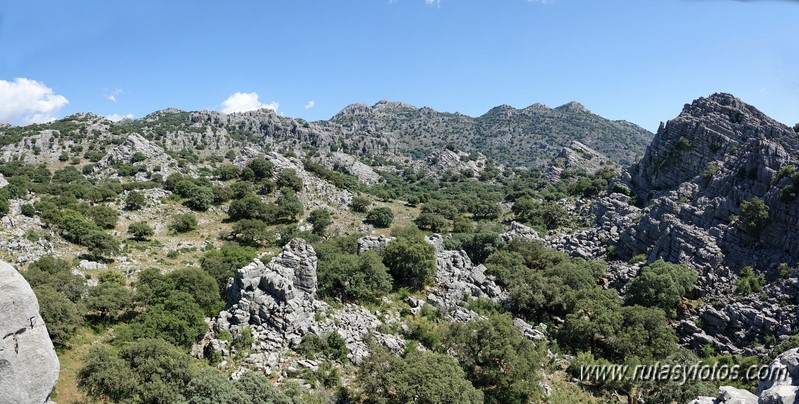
[0,98,653,169]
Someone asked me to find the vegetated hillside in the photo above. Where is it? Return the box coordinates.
[331,100,653,166]
[0,97,651,171]
[1,93,798,403]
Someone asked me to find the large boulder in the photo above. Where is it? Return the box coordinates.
[218,238,318,334]
[213,239,405,370]
[755,348,799,403]
[689,348,799,403]
[0,260,60,404]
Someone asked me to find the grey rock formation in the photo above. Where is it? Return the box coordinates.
[0,260,60,404]
[0,200,57,265]
[502,218,609,262]
[356,235,394,254]
[689,348,799,403]
[0,173,8,188]
[265,152,352,211]
[219,239,318,334]
[215,239,405,370]
[547,140,619,181]
[501,221,542,243]
[319,152,381,185]
[426,148,488,178]
[590,93,799,353]
[423,235,545,341]
[92,133,186,180]
[755,348,799,403]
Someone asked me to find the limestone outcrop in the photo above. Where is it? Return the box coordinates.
[0,260,60,404]
[590,93,799,354]
[215,239,404,369]
[690,348,799,403]
[92,133,186,180]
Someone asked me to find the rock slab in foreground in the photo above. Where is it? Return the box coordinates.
[0,260,60,404]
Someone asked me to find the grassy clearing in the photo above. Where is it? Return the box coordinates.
[53,327,111,404]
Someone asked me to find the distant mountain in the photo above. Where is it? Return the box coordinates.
[0,99,652,169]
[330,100,653,166]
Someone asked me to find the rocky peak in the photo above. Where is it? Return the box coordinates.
[372,100,416,111]
[142,108,187,121]
[332,103,372,119]
[555,101,589,114]
[630,93,797,194]
[426,147,488,178]
[594,93,799,354]
[685,93,782,127]
[522,103,550,113]
[483,104,517,119]
[92,133,186,180]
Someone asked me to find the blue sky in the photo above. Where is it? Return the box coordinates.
[0,0,797,131]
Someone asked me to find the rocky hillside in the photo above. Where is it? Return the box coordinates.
[4,92,799,403]
[0,98,651,172]
[593,93,799,356]
[331,100,652,166]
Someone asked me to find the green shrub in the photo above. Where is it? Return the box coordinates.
[350,195,371,213]
[125,191,146,210]
[626,259,697,317]
[317,251,392,302]
[170,213,197,233]
[308,209,332,236]
[738,197,769,235]
[185,186,214,211]
[736,266,764,295]
[365,207,394,228]
[20,203,36,217]
[359,344,483,404]
[128,221,154,241]
[88,205,119,229]
[382,233,436,290]
[676,136,692,151]
[276,169,303,192]
[245,158,274,180]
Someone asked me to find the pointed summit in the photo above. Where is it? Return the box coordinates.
[555,101,589,114]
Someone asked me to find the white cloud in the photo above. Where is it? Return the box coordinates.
[305,100,315,110]
[105,88,123,103]
[425,0,440,6]
[220,92,279,114]
[106,113,134,122]
[0,78,69,124]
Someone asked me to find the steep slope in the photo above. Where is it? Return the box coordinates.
[594,93,799,355]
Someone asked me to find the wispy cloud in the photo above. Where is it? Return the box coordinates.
[0,78,69,124]
[220,92,279,114]
[105,87,123,103]
[106,113,134,122]
[304,100,315,110]
[425,0,441,6]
